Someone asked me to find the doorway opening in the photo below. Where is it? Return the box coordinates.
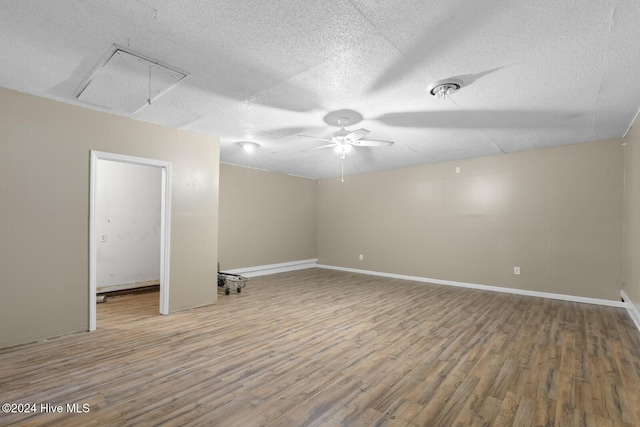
[89,151,172,331]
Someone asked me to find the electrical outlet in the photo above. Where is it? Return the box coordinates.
[99,234,108,243]
[514,266,520,275]
[359,254,364,261]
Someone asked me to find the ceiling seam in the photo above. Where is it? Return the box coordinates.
[345,0,406,57]
[245,58,327,104]
[591,4,617,139]
[235,1,405,105]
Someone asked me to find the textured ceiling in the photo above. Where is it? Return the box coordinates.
[1,0,639,179]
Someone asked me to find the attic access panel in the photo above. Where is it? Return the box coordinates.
[76,46,187,113]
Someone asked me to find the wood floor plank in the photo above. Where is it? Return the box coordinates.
[511,395,535,427]
[1,268,639,426]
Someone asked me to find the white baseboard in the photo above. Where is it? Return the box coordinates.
[97,279,159,293]
[223,259,318,278]
[317,264,626,308]
[621,290,640,332]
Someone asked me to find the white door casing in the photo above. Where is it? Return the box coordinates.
[89,151,172,331]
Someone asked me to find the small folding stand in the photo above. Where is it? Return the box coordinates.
[217,271,248,295]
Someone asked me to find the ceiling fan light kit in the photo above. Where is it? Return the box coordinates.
[297,111,396,182]
[297,116,395,155]
[334,143,354,158]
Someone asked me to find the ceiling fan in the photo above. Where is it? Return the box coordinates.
[297,117,394,160]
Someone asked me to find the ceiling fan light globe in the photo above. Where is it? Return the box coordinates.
[334,144,354,156]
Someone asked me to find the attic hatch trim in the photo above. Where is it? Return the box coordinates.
[75,44,189,113]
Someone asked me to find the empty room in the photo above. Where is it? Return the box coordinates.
[1,1,640,426]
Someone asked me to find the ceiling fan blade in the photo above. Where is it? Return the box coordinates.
[344,128,370,141]
[351,139,394,147]
[302,143,336,152]
[297,134,334,143]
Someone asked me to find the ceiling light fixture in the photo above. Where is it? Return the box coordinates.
[236,141,260,153]
[428,79,462,99]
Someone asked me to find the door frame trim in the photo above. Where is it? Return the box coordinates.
[89,151,172,331]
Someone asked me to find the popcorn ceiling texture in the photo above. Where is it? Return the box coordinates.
[0,0,638,178]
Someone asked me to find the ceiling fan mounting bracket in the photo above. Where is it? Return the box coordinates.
[323,109,363,127]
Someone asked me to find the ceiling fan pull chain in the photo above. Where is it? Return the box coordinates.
[341,157,345,183]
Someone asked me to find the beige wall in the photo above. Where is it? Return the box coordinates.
[0,88,219,348]
[318,139,623,301]
[2,85,632,348]
[623,113,640,312]
[218,163,317,270]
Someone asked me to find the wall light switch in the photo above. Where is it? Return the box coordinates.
[359,254,364,261]
[514,266,520,275]
[455,166,461,174]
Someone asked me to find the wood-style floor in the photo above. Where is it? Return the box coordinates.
[1,268,640,426]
